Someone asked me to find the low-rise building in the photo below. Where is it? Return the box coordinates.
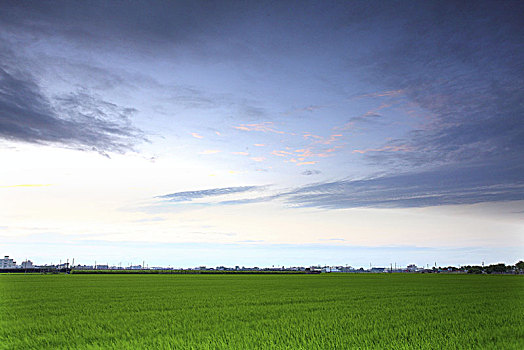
[1,256,16,268]
[20,260,34,268]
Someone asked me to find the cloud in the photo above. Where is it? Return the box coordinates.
[157,186,261,202]
[0,68,145,153]
[231,151,249,156]
[338,104,392,131]
[271,150,292,157]
[352,3,524,174]
[301,170,321,176]
[284,162,524,209]
[234,122,285,134]
[191,132,203,139]
[352,144,412,155]
[153,158,524,209]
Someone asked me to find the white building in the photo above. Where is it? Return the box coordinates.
[1,256,17,268]
[20,260,34,268]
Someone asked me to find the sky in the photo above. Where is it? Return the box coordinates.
[1,1,523,268]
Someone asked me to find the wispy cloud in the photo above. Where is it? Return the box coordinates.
[152,159,524,210]
[157,186,261,202]
[271,150,292,157]
[353,144,412,154]
[350,90,404,100]
[283,105,323,115]
[337,103,393,131]
[284,163,524,209]
[301,170,321,176]
[234,122,285,134]
[191,132,203,139]
[231,151,249,156]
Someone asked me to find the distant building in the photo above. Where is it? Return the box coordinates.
[407,264,418,272]
[96,265,109,270]
[1,256,16,268]
[370,267,386,273]
[20,260,34,269]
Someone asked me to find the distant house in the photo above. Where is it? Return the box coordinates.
[1,256,16,268]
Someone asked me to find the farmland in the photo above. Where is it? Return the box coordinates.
[1,274,523,349]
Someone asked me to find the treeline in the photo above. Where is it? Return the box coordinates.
[448,261,524,274]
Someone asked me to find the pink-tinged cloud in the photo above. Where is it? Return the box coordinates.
[352,145,412,154]
[234,122,285,134]
[215,131,221,136]
[296,161,317,166]
[250,157,266,162]
[232,151,249,156]
[271,150,292,157]
[191,132,204,139]
[294,148,313,157]
[303,133,343,145]
[253,144,265,147]
[319,134,342,145]
[303,133,323,140]
[199,150,221,155]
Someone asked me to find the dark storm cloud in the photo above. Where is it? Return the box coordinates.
[157,186,262,202]
[0,67,144,153]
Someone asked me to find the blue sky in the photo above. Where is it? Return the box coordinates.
[1,1,523,267]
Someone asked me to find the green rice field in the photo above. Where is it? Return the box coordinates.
[1,274,523,349]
